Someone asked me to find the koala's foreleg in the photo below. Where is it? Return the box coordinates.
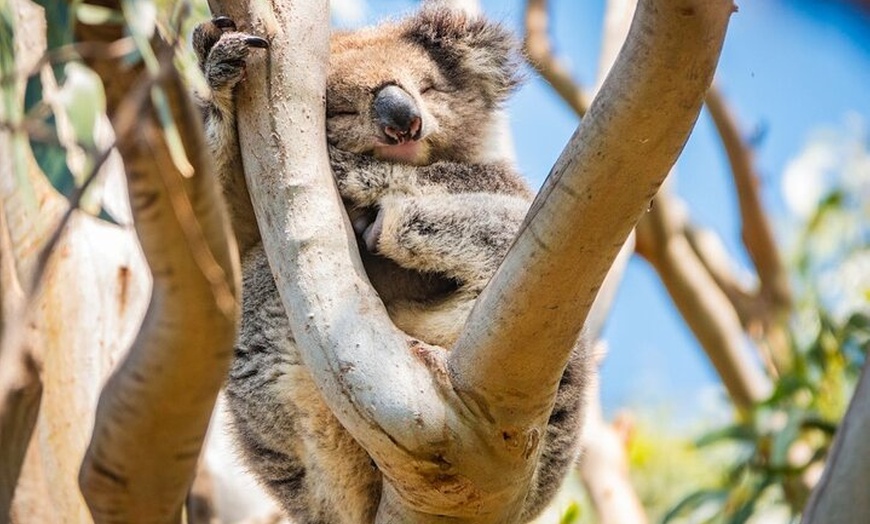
[192,17,268,255]
[372,193,529,291]
[330,147,534,205]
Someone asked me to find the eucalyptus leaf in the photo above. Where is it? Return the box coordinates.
[696,424,757,447]
[559,502,581,524]
[76,3,125,25]
[663,489,728,523]
[34,1,73,81]
[57,62,105,150]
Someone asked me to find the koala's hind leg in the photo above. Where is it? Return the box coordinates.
[370,193,529,290]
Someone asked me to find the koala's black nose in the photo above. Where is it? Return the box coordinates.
[373,85,422,144]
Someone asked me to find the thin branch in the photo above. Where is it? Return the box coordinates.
[683,224,756,317]
[706,86,791,313]
[578,344,648,524]
[523,0,590,117]
[635,190,771,410]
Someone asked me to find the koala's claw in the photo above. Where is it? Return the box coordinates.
[193,15,269,94]
[245,36,270,49]
[212,16,237,30]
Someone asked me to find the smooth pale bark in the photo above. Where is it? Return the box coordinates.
[0,2,48,514]
[205,2,467,514]
[72,3,241,521]
[210,0,731,520]
[802,359,870,523]
[1,2,149,521]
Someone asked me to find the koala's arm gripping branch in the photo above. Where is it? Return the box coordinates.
[449,0,736,428]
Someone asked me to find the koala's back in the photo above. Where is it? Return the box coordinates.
[227,246,382,523]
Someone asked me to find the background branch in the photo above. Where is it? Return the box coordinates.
[73,4,240,520]
[636,190,772,409]
[523,0,590,116]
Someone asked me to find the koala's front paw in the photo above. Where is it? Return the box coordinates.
[193,17,269,94]
[329,145,381,206]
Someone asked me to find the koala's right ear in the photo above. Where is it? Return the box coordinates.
[402,7,522,107]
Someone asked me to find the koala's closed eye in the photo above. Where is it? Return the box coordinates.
[328,109,359,117]
[420,77,455,95]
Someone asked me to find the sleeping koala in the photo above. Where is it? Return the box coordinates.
[193,7,586,523]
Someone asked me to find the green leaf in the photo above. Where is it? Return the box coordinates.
[96,206,120,226]
[23,71,76,195]
[559,502,582,524]
[728,476,774,524]
[76,3,125,25]
[151,86,193,177]
[696,424,757,448]
[770,410,803,468]
[33,1,73,81]
[663,489,728,523]
[57,61,105,150]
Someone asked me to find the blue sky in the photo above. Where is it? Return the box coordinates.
[353,1,870,421]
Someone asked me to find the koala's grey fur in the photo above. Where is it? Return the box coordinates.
[193,8,587,523]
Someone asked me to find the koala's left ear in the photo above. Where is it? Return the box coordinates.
[403,7,522,106]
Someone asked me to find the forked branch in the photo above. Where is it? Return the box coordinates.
[211,0,733,519]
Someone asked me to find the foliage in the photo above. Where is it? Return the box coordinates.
[664,125,870,524]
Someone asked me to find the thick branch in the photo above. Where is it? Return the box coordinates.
[207,1,467,517]
[0,2,52,513]
[74,7,240,521]
[523,0,590,116]
[802,359,870,523]
[450,0,735,426]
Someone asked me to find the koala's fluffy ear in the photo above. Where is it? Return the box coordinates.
[402,7,522,107]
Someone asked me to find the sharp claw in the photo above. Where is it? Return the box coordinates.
[245,36,270,49]
[212,16,236,30]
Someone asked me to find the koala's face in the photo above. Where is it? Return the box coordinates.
[327,8,520,166]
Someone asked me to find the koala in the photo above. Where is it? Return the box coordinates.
[193,7,587,523]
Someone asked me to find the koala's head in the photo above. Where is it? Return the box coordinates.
[327,8,521,165]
